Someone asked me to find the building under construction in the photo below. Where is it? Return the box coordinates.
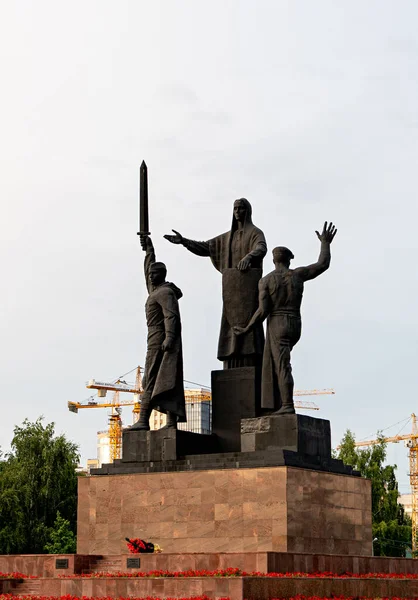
[150,388,211,433]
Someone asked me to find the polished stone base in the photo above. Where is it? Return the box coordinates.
[78,465,372,556]
[121,427,218,463]
[211,366,261,452]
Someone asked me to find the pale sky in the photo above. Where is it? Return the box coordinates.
[1,1,417,492]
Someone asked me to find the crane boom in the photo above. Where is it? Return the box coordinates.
[294,388,335,396]
[70,395,324,412]
[294,400,319,410]
[353,433,415,447]
[86,380,141,394]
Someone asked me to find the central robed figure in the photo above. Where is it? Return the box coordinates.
[165,198,267,369]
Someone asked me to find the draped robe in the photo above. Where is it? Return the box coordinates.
[181,200,267,364]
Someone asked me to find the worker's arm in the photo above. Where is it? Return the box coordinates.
[293,222,337,282]
[233,279,271,336]
[140,234,156,293]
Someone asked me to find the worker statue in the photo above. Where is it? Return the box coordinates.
[131,234,186,431]
[164,198,267,369]
[234,222,337,414]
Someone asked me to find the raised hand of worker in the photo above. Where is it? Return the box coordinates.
[315,221,337,244]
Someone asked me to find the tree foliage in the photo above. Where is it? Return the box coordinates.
[336,429,412,557]
[0,418,79,554]
[44,511,77,554]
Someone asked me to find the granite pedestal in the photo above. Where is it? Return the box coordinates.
[78,465,372,555]
[84,410,371,559]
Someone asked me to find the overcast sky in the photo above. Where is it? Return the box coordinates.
[1,1,417,492]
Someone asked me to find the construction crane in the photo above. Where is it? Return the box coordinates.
[350,413,418,556]
[68,367,143,461]
[107,391,122,462]
[294,388,335,410]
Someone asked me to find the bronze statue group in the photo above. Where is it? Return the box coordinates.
[131,198,337,431]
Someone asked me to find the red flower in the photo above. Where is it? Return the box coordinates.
[0,572,38,579]
[56,568,418,582]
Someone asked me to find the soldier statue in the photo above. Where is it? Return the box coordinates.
[131,234,186,430]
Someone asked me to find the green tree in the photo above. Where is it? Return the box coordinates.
[44,511,77,554]
[0,418,79,554]
[336,429,412,557]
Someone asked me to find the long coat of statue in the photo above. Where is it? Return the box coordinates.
[142,243,186,421]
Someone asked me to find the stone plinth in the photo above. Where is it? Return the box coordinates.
[77,466,372,556]
[211,367,260,452]
[92,412,354,476]
[122,428,218,463]
[241,414,331,458]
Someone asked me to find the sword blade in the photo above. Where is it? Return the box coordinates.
[139,160,149,234]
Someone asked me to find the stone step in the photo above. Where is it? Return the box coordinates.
[8,575,418,599]
[10,579,41,594]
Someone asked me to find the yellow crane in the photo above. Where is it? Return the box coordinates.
[107,391,122,462]
[68,367,143,461]
[351,413,418,556]
[69,367,335,462]
[294,388,335,410]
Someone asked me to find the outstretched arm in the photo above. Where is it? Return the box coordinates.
[140,234,156,293]
[233,279,271,336]
[164,229,210,257]
[293,222,337,282]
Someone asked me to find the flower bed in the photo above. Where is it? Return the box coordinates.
[0,596,228,600]
[57,568,418,579]
[0,595,413,600]
[0,572,37,579]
